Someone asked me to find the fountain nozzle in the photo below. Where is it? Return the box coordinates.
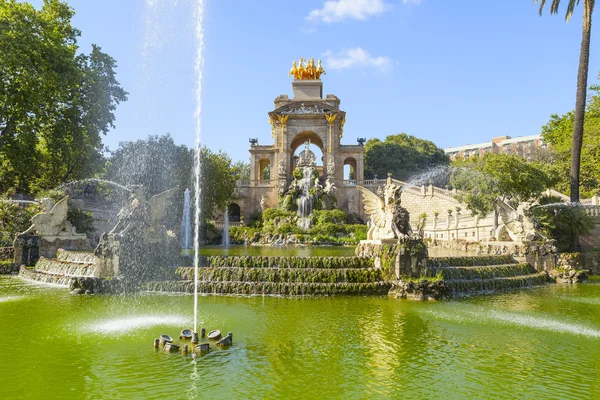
[191,331,199,344]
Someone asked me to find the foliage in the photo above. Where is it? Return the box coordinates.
[312,209,347,226]
[540,77,600,198]
[104,134,193,197]
[231,160,250,181]
[292,168,303,180]
[451,154,552,220]
[0,0,127,194]
[536,0,596,201]
[532,195,595,252]
[104,134,237,226]
[0,200,35,245]
[364,133,449,183]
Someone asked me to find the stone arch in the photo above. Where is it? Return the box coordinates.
[257,158,271,180]
[343,157,357,180]
[229,203,241,222]
[290,131,325,154]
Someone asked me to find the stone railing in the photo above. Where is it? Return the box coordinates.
[236,180,251,187]
[258,180,271,186]
[212,221,243,229]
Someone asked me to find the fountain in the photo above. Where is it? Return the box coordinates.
[223,206,230,246]
[181,188,192,249]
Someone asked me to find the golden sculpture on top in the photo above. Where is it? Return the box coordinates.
[288,57,326,80]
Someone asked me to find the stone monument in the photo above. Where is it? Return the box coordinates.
[94,186,179,281]
[354,174,428,280]
[13,196,90,266]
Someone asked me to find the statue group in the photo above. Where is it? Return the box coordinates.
[357,177,413,241]
[288,57,326,80]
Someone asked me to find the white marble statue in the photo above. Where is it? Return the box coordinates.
[21,196,85,238]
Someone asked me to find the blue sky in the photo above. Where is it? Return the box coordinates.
[29,0,600,162]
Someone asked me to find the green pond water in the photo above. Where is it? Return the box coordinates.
[2,275,600,399]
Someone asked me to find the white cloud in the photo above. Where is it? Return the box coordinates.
[307,0,389,23]
[322,47,393,72]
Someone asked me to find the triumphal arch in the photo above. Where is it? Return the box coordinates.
[233,58,365,221]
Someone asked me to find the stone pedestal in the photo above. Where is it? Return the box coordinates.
[94,232,179,281]
[292,80,323,99]
[355,238,428,280]
[13,235,40,266]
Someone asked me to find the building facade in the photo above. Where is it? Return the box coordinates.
[444,134,545,160]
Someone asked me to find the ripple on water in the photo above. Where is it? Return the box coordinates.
[560,296,600,305]
[87,315,190,335]
[0,295,23,303]
[422,304,600,339]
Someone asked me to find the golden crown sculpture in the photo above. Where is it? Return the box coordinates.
[288,57,326,80]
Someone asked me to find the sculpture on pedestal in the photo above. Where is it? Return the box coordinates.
[21,196,85,239]
[495,201,546,243]
[357,179,413,241]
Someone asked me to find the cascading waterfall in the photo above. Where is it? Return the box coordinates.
[181,188,192,249]
[297,165,314,230]
[223,206,230,246]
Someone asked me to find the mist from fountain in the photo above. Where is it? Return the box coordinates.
[181,188,192,249]
[223,206,230,246]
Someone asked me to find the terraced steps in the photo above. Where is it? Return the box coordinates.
[445,273,549,295]
[428,264,536,280]
[19,250,98,288]
[422,255,550,298]
[142,280,391,296]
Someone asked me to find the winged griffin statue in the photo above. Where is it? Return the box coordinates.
[109,186,178,239]
[21,196,85,238]
[357,180,413,241]
[495,200,545,243]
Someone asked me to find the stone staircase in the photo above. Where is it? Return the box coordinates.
[142,256,391,296]
[19,249,97,287]
[427,255,549,297]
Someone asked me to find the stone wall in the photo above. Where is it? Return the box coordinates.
[557,253,600,275]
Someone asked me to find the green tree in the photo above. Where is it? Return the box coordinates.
[533,195,595,251]
[364,133,449,184]
[451,154,552,230]
[536,0,596,202]
[198,148,237,221]
[232,160,250,181]
[105,134,193,196]
[0,0,127,194]
[540,79,600,197]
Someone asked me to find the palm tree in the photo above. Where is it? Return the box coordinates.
[536,0,596,203]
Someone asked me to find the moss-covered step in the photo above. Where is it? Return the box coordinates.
[427,264,536,280]
[426,255,517,268]
[445,273,549,295]
[142,280,392,296]
[175,267,383,284]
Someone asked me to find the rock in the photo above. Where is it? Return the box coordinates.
[71,288,85,295]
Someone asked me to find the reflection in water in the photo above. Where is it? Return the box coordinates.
[2,276,600,398]
[187,359,199,399]
[420,303,600,338]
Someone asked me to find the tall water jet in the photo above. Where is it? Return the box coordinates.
[223,206,230,246]
[192,0,205,334]
[181,188,192,249]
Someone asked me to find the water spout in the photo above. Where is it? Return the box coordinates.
[181,188,192,249]
[223,206,230,246]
